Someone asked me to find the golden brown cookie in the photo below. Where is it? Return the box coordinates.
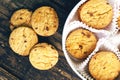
[89,51,120,80]
[117,15,120,28]
[66,28,97,60]
[89,0,107,3]
[31,6,59,36]
[10,9,32,30]
[78,0,113,29]
[9,27,38,56]
[29,43,59,70]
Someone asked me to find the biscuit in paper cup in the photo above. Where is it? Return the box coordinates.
[62,20,110,80]
[62,0,120,79]
[64,0,118,32]
[77,37,120,80]
[89,40,120,80]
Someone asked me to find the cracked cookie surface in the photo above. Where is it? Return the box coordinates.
[10,9,32,30]
[31,6,59,36]
[29,43,59,70]
[9,27,38,56]
[78,0,113,29]
[89,51,120,80]
[66,28,97,59]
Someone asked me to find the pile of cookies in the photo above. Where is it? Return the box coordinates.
[9,6,59,70]
[63,0,120,80]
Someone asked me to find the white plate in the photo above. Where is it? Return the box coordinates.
[62,0,90,79]
[62,0,120,80]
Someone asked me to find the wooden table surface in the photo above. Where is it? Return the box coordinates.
[0,0,82,80]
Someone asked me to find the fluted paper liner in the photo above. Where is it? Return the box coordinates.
[62,21,111,80]
[64,0,119,33]
[78,37,120,80]
[103,0,119,33]
[62,0,120,80]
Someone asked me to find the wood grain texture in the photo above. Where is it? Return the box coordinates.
[0,67,19,80]
[0,0,81,80]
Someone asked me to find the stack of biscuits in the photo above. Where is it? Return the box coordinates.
[64,0,120,80]
[9,6,59,70]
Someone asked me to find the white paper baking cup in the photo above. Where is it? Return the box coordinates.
[77,37,120,80]
[105,2,119,33]
[64,0,118,32]
[62,20,112,79]
[62,0,120,80]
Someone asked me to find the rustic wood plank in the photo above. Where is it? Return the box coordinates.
[0,67,19,80]
[0,0,81,80]
[49,32,62,51]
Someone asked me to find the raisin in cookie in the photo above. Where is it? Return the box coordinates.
[29,43,59,70]
[10,9,32,30]
[89,51,120,80]
[31,6,59,36]
[66,28,97,60]
[78,0,113,29]
[9,27,38,56]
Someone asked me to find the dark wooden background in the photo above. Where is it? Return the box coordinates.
[0,0,82,80]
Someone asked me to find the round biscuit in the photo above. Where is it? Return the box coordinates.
[29,43,59,70]
[89,51,120,80]
[66,28,97,59]
[31,6,59,36]
[10,9,32,30]
[9,27,38,56]
[78,0,113,29]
